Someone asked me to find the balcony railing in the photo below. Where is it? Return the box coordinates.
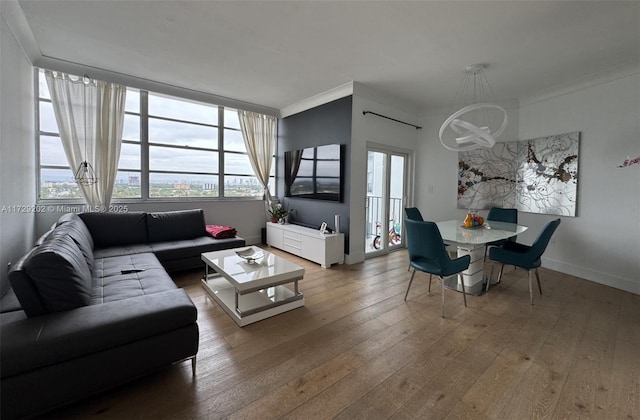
[365,196,404,237]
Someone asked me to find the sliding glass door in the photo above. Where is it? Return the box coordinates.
[365,147,408,256]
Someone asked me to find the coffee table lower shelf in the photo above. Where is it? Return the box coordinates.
[201,275,304,327]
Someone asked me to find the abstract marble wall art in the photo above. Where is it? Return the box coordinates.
[457,132,580,216]
[458,142,518,210]
[516,132,579,216]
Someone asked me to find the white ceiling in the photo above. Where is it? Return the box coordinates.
[16,0,640,112]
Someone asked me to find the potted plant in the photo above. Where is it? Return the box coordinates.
[268,203,288,223]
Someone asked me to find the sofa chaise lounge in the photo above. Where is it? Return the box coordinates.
[0,209,245,419]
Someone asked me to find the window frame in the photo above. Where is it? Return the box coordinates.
[35,68,275,203]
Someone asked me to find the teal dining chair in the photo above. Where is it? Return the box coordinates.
[404,207,456,271]
[483,207,518,262]
[404,207,455,259]
[404,207,424,271]
[488,218,561,305]
[404,219,470,318]
[404,207,423,222]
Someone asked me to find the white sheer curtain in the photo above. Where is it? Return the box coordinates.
[45,71,126,208]
[237,110,277,210]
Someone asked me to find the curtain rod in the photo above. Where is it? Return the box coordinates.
[362,111,422,130]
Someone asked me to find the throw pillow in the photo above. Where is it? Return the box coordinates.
[147,209,206,243]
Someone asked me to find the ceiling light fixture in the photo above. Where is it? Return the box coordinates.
[74,74,97,185]
[439,64,507,152]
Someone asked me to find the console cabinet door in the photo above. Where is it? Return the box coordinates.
[266,224,284,249]
[301,234,325,265]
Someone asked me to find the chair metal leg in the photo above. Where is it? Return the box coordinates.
[497,264,505,283]
[440,276,445,318]
[460,275,467,307]
[404,270,416,301]
[428,274,432,293]
[535,268,543,295]
[528,269,534,305]
[486,264,495,292]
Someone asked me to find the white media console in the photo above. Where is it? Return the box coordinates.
[266,222,344,268]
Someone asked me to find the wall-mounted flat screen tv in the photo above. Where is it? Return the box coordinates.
[284,143,344,202]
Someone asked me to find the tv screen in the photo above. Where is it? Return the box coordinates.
[285,144,343,202]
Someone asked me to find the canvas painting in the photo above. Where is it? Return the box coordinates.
[458,131,579,216]
[516,131,579,216]
[458,142,518,210]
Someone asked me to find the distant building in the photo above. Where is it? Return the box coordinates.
[128,175,140,186]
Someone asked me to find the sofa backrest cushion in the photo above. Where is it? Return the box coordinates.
[8,248,47,317]
[22,234,92,314]
[34,223,57,246]
[55,213,94,269]
[79,212,148,248]
[146,209,206,243]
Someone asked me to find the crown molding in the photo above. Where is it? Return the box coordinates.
[280,82,354,118]
[352,81,420,116]
[0,0,41,63]
[520,61,640,107]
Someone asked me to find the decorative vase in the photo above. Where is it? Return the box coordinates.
[270,216,278,223]
[278,218,285,225]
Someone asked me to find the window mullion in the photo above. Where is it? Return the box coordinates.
[35,68,43,199]
[219,106,224,198]
[140,90,150,200]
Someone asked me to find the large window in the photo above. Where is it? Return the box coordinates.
[36,69,274,201]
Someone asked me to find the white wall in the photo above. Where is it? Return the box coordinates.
[0,10,36,293]
[518,72,640,294]
[348,83,420,263]
[416,74,640,295]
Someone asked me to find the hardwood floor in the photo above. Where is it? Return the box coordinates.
[47,248,639,419]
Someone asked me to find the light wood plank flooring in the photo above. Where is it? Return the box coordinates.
[47,248,639,419]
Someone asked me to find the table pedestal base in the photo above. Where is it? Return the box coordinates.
[443,244,487,296]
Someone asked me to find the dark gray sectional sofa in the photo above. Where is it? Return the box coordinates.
[0,209,245,419]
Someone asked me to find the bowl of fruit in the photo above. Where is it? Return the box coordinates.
[461,212,484,229]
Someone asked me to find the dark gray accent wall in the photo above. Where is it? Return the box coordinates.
[277,96,352,253]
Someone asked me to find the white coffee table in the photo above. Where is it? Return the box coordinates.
[201,247,305,327]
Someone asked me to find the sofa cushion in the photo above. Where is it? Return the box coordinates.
[93,244,154,259]
[1,289,197,379]
[8,248,48,317]
[146,209,206,243]
[0,288,22,314]
[91,255,177,305]
[79,212,148,248]
[150,236,246,261]
[0,310,27,325]
[23,234,92,314]
[34,223,57,246]
[54,214,95,270]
